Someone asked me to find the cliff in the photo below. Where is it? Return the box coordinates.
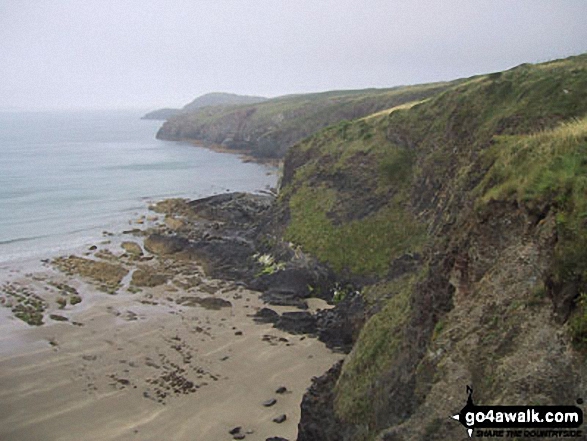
[142,93,267,121]
[182,92,267,112]
[156,84,456,159]
[271,54,587,440]
[141,108,180,120]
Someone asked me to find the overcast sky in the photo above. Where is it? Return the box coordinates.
[1,0,586,110]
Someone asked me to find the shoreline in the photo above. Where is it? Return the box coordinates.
[0,196,341,441]
[169,138,283,169]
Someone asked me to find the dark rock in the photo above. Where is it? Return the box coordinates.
[275,386,287,394]
[144,234,188,255]
[274,311,317,335]
[229,426,242,435]
[251,264,334,303]
[262,398,277,407]
[315,290,366,353]
[266,437,289,441]
[233,434,246,440]
[261,289,308,309]
[252,307,279,323]
[272,414,287,424]
[252,268,314,297]
[187,192,273,224]
[297,361,344,441]
[49,314,69,322]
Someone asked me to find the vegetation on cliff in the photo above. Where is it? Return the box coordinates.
[278,54,587,440]
[142,92,267,120]
[156,83,457,159]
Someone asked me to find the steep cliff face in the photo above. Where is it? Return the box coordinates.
[276,54,587,440]
[156,84,456,159]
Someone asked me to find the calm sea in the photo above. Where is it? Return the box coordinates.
[0,110,277,263]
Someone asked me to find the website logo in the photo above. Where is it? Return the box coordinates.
[451,386,583,438]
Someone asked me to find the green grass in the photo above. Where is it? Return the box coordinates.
[157,82,458,159]
[474,117,587,343]
[334,274,415,423]
[285,184,425,276]
[476,117,587,206]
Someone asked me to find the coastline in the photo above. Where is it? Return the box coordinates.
[169,138,283,169]
[0,195,341,441]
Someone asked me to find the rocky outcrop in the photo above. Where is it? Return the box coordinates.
[297,361,346,441]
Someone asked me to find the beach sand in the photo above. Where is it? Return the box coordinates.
[0,240,342,441]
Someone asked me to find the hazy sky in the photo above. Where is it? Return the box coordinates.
[1,0,586,110]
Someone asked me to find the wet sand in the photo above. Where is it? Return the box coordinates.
[0,235,341,441]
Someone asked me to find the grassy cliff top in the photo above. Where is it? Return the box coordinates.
[156,82,458,159]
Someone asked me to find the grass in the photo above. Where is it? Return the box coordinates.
[477,117,587,206]
[285,184,425,276]
[157,81,458,159]
[334,274,415,423]
[474,117,587,343]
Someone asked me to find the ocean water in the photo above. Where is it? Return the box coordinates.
[0,110,277,263]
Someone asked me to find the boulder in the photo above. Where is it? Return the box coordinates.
[121,241,143,256]
[144,234,188,255]
[274,311,317,335]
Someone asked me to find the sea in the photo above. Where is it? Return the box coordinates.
[0,110,278,264]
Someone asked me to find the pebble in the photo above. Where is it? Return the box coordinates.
[262,398,277,407]
[275,386,287,394]
[229,427,242,435]
[272,414,287,424]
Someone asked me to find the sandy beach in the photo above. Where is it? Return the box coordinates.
[0,221,342,441]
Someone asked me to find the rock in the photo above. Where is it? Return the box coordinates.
[297,361,343,441]
[176,296,232,310]
[266,437,289,441]
[315,290,366,353]
[88,245,97,251]
[121,241,143,256]
[187,192,273,224]
[262,398,277,407]
[274,311,317,335]
[275,386,287,394]
[49,314,68,322]
[261,289,308,309]
[164,216,185,231]
[143,234,188,255]
[52,256,128,293]
[272,414,287,424]
[233,434,245,440]
[252,267,317,299]
[131,269,168,287]
[252,307,279,323]
[229,427,242,435]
